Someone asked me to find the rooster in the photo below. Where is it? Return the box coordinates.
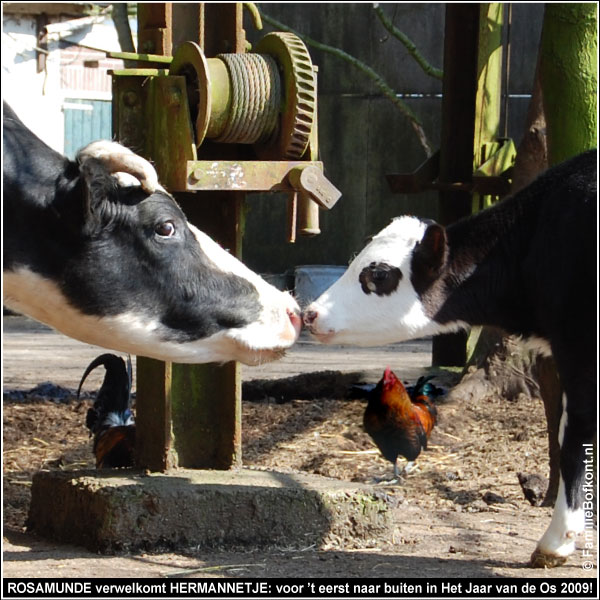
[363,368,439,478]
[77,353,135,468]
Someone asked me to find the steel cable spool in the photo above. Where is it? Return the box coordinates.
[169,34,316,159]
[215,53,280,145]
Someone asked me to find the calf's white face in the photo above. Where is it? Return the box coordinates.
[303,216,463,346]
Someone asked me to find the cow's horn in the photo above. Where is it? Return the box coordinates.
[77,141,159,194]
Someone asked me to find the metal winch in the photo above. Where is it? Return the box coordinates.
[171,33,315,157]
[112,31,340,240]
[110,6,341,473]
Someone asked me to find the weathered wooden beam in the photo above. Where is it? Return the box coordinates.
[202,3,246,56]
[122,3,245,471]
[135,357,176,471]
[173,191,244,470]
[172,3,203,54]
[167,3,248,470]
[137,3,172,56]
[433,3,505,367]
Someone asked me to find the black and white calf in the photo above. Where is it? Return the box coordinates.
[3,102,301,365]
[304,149,597,567]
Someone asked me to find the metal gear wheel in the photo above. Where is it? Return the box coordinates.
[254,32,317,159]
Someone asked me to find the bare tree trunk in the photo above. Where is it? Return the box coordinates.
[540,3,598,164]
[511,56,547,192]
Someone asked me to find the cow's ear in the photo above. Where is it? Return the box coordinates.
[411,223,447,293]
[77,157,119,230]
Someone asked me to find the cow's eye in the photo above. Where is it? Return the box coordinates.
[359,262,402,296]
[155,221,176,237]
[371,269,389,281]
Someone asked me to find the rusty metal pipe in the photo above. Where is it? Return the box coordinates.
[297,193,320,236]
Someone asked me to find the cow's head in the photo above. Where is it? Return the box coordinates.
[4,140,301,365]
[302,216,462,346]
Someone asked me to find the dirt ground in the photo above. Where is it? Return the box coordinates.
[2,316,596,579]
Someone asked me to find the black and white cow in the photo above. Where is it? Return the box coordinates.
[3,102,301,365]
[303,149,597,567]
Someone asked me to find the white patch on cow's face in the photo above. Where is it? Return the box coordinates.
[186,224,301,355]
[3,233,301,366]
[304,216,465,346]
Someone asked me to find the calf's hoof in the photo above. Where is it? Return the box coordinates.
[529,548,568,568]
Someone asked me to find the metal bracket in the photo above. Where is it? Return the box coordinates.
[187,160,341,210]
[107,50,173,66]
[387,138,516,197]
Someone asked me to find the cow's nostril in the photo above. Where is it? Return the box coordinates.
[302,310,318,326]
[287,308,302,332]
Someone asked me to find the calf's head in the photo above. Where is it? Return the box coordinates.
[4,142,300,365]
[303,216,460,345]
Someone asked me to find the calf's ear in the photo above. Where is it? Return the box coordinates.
[411,223,447,293]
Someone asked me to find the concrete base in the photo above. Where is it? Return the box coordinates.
[28,468,393,553]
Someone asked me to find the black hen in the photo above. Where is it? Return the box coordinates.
[78,353,135,468]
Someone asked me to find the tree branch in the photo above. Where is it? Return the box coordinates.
[373,3,443,81]
[258,9,432,157]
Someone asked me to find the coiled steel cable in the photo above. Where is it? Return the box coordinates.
[214,53,281,144]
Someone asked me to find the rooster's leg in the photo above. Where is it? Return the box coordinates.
[403,461,418,474]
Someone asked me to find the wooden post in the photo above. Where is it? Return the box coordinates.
[126,2,245,470]
[137,3,172,55]
[173,192,243,469]
[433,3,504,367]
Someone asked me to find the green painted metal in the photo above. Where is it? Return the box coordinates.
[187,160,317,190]
[108,50,173,64]
[472,138,516,205]
[472,138,516,178]
[146,75,197,190]
[206,58,232,138]
[110,68,170,77]
[473,4,504,160]
[112,70,197,470]
[187,160,340,210]
[112,75,149,163]
[472,3,504,213]
[297,94,321,235]
[113,2,347,472]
